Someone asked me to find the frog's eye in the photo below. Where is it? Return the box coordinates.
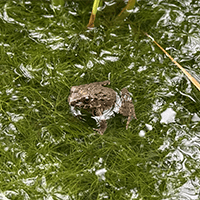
[84,98,90,103]
[70,101,76,106]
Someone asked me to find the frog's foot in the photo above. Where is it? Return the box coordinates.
[122,103,137,129]
[93,120,107,135]
[126,112,137,130]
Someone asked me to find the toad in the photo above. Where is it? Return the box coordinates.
[68,80,137,135]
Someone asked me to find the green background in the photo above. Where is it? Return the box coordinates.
[0,0,200,199]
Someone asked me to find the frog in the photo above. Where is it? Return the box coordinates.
[68,80,137,135]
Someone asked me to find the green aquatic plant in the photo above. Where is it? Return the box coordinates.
[0,0,199,199]
[145,32,200,91]
[87,0,136,28]
[51,0,65,6]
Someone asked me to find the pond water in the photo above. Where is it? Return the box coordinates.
[0,0,200,199]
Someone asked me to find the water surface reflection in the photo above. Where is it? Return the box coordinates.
[0,0,199,199]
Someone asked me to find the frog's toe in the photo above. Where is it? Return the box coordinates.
[93,128,103,135]
[126,120,130,130]
[126,114,137,130]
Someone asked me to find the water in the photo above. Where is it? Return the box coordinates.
[0,0,200,199]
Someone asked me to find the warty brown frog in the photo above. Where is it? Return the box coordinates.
[68,80,137,135]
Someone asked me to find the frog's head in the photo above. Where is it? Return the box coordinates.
[68,86,90,108]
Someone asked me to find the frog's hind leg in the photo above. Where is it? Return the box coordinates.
[126,104,137,129]
[94,120,107,135]
[119,88,137,129]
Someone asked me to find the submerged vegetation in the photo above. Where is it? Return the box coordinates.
[0,0,200,199]
[87,0,136,28]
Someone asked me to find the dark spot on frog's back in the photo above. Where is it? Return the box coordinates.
[68,81,137,134]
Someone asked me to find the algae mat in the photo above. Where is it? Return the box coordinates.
[0,0,200,199]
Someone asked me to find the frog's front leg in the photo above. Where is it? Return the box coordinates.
[93,108,107,135]
[119,88,137,129]
[94,120,107,135]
